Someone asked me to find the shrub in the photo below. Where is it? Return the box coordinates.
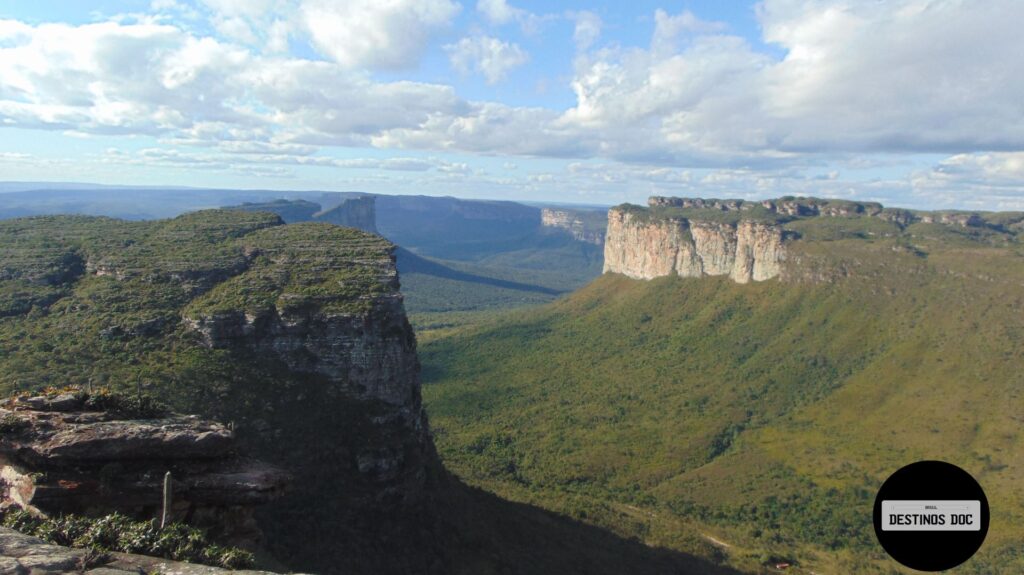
[0,509,255,570]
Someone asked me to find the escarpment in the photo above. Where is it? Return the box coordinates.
[0,211,440,574]
[0,391,288,550]
[605,196,1020,282]
[225,195,378,234]
[604,208,784,283]
[540,208,606,245]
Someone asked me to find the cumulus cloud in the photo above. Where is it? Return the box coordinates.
[477,0,522,26]
[301,0,459,69]
[571,11,602,51]
[476,0,545,34]
[2,0,1024,207]
[445,35,529,85]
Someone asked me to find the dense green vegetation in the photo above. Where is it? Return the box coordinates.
[0,212,426,574]
[0,210,738,575]
[1,509,255,569]
[398,235,603,333]
[421,228,1024,574]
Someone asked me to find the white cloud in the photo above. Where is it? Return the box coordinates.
[2,1,1024,208]
[652,9,727,54]
[571,11,602,51]
[301,0,459,69]
[445,35,529,85]
[477,0,522,26]
[476,0,548,34]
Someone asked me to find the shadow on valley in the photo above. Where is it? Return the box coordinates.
[397,248,563,296]
[442,477,746,575]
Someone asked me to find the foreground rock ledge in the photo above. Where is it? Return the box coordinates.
[0,527,305,575]
[0,393,289,549]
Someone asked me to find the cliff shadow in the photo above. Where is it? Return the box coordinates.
[441,476,751,575]
[396,248,562,296]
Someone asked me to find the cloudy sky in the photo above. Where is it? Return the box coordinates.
[1,0,1023,209]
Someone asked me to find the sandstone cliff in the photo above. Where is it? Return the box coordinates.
[540,208,606,245]
[603,208,784,283]
[0,391,288,550]
[315,196,378,234]
[225,196,378,234]
[605,196,1009,282]
[0,212,439,574]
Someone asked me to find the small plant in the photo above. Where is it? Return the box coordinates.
[83,388,168,419]
[0,509,255,570]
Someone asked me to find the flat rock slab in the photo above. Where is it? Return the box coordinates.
[0,528,307,575]
[0,410,234,464]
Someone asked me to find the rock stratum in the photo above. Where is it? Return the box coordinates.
[0,211,438,574]
[604,196,1024,282]
[0,392,288,550]
[540,208,606,245]
[225,196,378,233]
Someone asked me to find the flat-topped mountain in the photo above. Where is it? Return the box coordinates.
[0,211,436,573]
[0,210,747,575]
[540,208,606,245]
[605,196,1023,282]
[423,196,1024,574]
[225,196,377,233]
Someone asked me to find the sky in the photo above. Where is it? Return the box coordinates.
[1,0,1023,210]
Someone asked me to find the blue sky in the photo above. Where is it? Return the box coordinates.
[1,0,1023,209]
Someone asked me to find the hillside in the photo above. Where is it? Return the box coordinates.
[421,201,1024,574]
[0,211,737,575]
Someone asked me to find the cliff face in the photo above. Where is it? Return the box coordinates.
[605,196,1015,283]
[226,196,378,234]
[0,212,440,574]
[316,196,378,234]
[603,209,784,283]
[540,208,606,245]
[0,392,288,550]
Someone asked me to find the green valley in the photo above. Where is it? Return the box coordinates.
[421,209,1024,574]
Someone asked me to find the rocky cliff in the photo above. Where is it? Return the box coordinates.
[0,212,439,574]
[0,391,288,550]
[225,196,378,233]
[315,196,378,234]
[540,208,606,245]
[605,196,1019,282]
[604,207,784,283]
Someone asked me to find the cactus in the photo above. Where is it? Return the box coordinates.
[160,471,172,528]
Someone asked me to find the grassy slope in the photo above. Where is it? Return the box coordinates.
[421,230,1024,574]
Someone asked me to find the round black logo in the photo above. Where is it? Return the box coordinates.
[873,460,989,571]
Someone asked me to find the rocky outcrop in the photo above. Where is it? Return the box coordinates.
[183,292,417,408]
[0,393,288,549]
[606,196,1003,282]
[225,196,378,234]
[540,208,606,245]
[603,209,784,283]
[0,527,301,575]
[647,196,988,228]
[315,196,377,234]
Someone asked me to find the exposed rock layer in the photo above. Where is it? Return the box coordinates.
[540,208,606,245]
[0,394,288,549]
[606,196,1009,282]
[603,209,784,283]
